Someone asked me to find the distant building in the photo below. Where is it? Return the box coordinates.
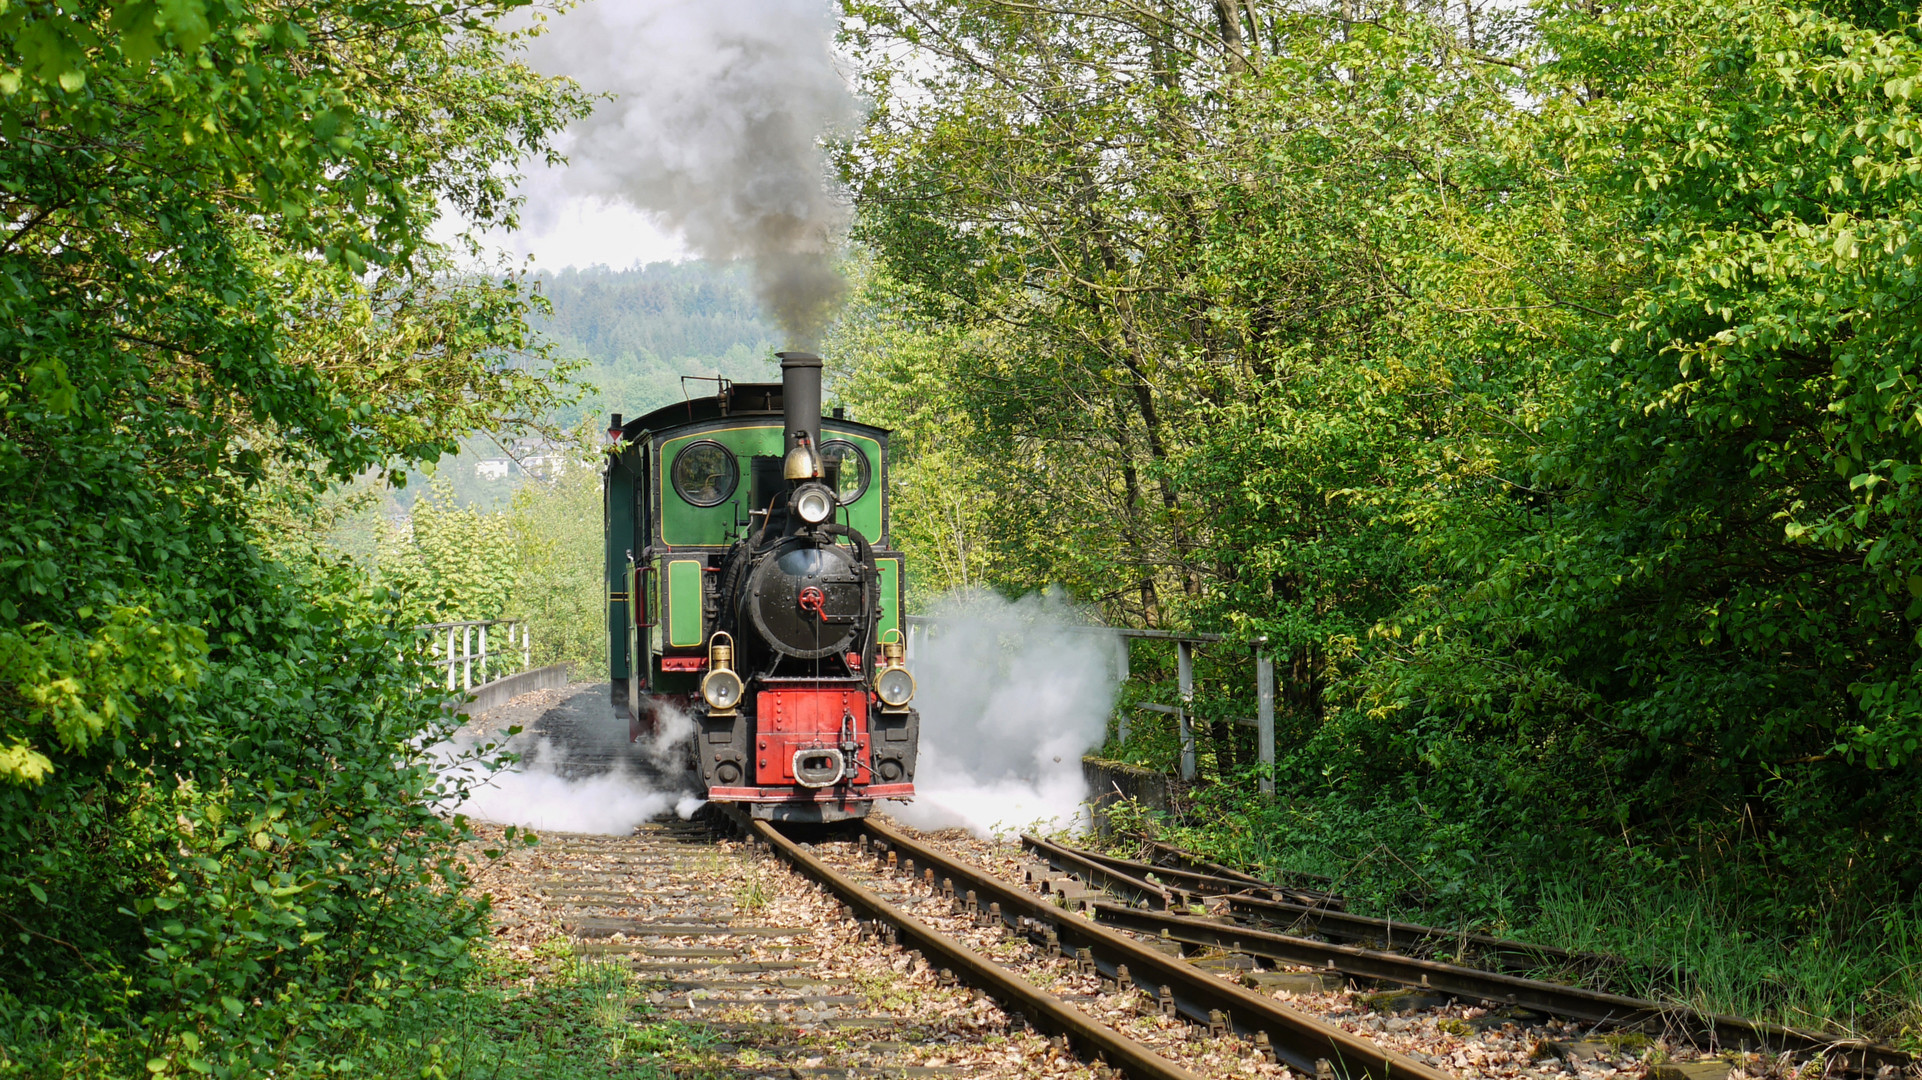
[510,437,576,482]
[474,438,584,484]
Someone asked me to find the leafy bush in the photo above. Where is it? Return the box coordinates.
[0,559,492,1077]
[0,0,583,1073]
[380,477,521,626]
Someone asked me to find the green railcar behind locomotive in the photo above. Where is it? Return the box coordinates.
[603,352,919,821]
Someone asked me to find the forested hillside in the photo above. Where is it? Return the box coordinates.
[535,262,780,428]
[831,0,1922,1036]
[378,261,778,512]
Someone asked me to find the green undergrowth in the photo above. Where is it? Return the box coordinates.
[0,934,723,1079]
[336,942,708,1080]
[1100,793,1922,1049]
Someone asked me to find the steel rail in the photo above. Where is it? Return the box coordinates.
[1020,834,1174,908]
[1026,836,1341,908]
[1219,893,1614,973]
[1028,838,1601,974]
[1137,838,1336,892]
[1091,904,1911,1075]
[740,817,1205,1080]
[862,818,1452,1080]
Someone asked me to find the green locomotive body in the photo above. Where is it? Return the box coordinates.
[603,353,916,821]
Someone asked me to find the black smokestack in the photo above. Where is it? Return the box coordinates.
[778,350,822,454]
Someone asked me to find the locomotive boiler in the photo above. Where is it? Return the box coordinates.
[603,352,919,821]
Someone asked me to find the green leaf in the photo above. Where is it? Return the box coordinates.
[154,0,210,52]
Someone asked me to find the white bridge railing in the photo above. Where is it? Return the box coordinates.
[417,618,531,693]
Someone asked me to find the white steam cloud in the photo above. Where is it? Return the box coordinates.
[437,704,702,835]
[890,591,1121,837]
[521,0,857,344]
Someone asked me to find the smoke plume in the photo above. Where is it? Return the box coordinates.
[890,591,1121,837]
[522,0,857,345]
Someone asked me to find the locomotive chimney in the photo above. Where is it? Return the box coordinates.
[777,350,823,455]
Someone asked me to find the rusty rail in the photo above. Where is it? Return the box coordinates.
[860,818,1452,1080]
[1021,834,1174,909]
[739,815,1205,1080]
[1135,837,1337,892]
[1090,904,1911,1075]
[1032,836,1627,978]
[1025,835,1341,909]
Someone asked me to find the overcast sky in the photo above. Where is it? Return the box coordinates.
[444,0,855,285]
[489,185,693,271]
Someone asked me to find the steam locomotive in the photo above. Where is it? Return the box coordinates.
[603,352,919,821]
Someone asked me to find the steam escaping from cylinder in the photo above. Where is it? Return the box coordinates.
[434,697,703,835]
[520,0,856,346]
[889,591,1121,837]
[439,736,686,834]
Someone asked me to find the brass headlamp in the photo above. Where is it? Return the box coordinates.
[872,629,914,712]
[700,631,743,716]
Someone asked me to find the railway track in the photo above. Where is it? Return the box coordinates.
[523,816,1377,1080]
[514,821,1013,1080]
[492,812,1913,1080]
[463,684,1908,1079]
[1011,833,1913,1079]
[471,685,1420,1079]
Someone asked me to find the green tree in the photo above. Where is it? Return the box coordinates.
[836,0,1922,1033]
[0,0,587,1072]
[505,433,609,675]
[380,478,519,626]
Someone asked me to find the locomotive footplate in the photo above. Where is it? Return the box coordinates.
[704,781,916,823]
[705,783,916,802]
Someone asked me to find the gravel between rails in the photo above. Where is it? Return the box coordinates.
[466,818,1140,1079]
[873,816,1787,1080]
[796,829,1301,1080]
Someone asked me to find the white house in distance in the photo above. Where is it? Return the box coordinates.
[474,436,577,484]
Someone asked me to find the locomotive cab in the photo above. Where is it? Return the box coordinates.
[603,352,918,821]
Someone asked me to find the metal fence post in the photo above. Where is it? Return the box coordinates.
[1257,643,1275,797]
[446,626,457,692]
[462,625,473,692]
[1177,639,1196,782]
[479,622,489,685]
[521,620,530,672]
